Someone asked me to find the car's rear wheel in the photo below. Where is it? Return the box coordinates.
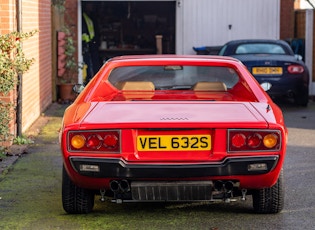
[295,89,309,107]
[62,166,95,214]
[252,170,284,214]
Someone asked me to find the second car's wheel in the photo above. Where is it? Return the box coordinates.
[62,166,95,214]
[295,89,309,107]
[252,170,284,214]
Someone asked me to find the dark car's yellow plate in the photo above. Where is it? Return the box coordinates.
[137,135,211,151]
[252,67,283,75]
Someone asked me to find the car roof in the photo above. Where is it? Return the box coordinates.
[109,54,240,63]
[220,39,294,56]
[224,39,288,45]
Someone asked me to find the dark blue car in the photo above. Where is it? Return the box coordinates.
[219,39,309,106]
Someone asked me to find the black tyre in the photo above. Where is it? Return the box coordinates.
[295,89,309,107]
[252,170,284,214]
[62,166,95,214]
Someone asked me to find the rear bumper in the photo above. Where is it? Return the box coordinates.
[69,155,279,179]
[254,75,308,97]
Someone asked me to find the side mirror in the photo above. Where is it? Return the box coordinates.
[72,84,85,94]
[260,82,272,92]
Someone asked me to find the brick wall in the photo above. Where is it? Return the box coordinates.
[295,10,306,38]
[0,0,17,145]
[0,0,52,147]
[0,0,15,34]
[21,0,52,131]
[280,0,295,39]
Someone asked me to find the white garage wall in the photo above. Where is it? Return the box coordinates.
[176,0,280,54]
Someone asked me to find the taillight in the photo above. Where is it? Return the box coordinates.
[86,134,102,149]
[247,133,262,148]
[228,129,281,152]
[287,65,304,74]
[231,133,246,148]
[263,134,278,148]
[71,135,85,149]
[68,130,120,153]
[103,134,118,148]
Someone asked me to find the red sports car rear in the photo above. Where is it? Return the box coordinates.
[60,55,287,214]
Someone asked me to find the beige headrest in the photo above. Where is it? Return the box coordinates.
[116,81,155,99]
[193,82,227,91]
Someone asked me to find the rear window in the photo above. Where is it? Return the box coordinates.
[108,65,239,90]
[235,43,286,54]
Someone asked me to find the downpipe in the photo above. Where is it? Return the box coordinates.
[16,0,23,136]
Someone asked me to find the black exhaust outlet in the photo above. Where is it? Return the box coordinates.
[110,180,120,192]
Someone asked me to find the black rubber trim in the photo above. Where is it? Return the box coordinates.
[69,155,279,178]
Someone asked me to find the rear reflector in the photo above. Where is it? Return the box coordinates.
[79,164,100,172]
[248,163,268,171]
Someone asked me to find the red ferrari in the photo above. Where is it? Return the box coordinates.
[60,55,287,214]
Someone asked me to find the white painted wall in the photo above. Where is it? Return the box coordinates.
[176,0,280,54]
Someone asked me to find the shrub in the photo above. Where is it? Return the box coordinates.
[0,30,37,152]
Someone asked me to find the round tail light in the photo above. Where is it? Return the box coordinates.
[71,135,85,149]
[231,133,246,148]
[103,134,118,148]
[86,135,102,149]
[263,134,278,148]
[247,134,262,148]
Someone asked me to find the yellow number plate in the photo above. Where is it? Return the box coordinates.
[137,135,211,151]
[252,67,283,75]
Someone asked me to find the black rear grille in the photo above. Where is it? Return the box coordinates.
[131,181,213,201]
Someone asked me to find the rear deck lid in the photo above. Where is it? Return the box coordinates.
[81,101,269,129]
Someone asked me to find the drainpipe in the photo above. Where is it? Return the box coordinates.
[16,0,22,137]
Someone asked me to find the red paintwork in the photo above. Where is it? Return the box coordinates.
[60,55,287,191]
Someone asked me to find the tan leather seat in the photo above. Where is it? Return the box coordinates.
[116,81,155,99]
[193,81,227,92]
